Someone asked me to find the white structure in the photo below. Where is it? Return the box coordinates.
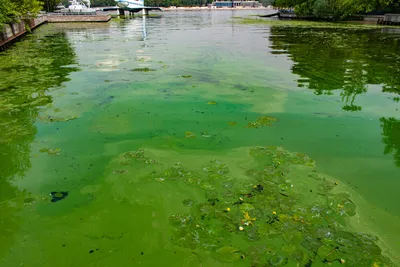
[212,0,261,8]
[62,0,95,12]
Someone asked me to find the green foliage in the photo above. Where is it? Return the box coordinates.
[274,0,395,20]
[0,0,42,27]
[90,0,117,7]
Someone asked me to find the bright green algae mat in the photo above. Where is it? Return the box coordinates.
[1,11,400,266]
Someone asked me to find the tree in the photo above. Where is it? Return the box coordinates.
[0,0,42,28]
[273,0,395,19]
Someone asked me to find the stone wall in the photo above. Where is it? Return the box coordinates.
[0,16,47,50]
[47,14,111,23]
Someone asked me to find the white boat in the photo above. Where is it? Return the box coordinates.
[57,0,96,13]
[114,0,162,13]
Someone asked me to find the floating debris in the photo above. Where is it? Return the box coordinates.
[246,116,277,128]
[184,131,196,138]
[50,191,68,203]
[39,148,61,156]
[181,75,192,78]
[207,101,217,105]
[131,68,155,72]
[228,121,238,126]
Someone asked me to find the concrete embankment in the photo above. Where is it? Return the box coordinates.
[0,13,111,51]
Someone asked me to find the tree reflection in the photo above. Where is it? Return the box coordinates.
[380,117,400,167]
[269,27,400,108]
[269,26,400,165]
[0,27,78,252]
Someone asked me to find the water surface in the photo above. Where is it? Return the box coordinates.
[0,10,399,266]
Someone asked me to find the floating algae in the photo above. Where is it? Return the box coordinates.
[214,246,241,263]
[246,116,277,128]
[39,148,61,156]
[152,162,198,183]
[131,68,155,72]
[184,131,196,138]
[228,121,238,126]
[39,115,77,123]
[182,199,195,207]
[119,149,156,165]
[163,147,395,266]
[113,169,128,174]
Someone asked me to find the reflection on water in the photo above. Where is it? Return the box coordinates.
[380,117,400,167]
[0,28,77,257]
[269,26,400,166]
[269,27,400,105]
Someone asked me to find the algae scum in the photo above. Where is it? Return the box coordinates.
[1,11,400,267]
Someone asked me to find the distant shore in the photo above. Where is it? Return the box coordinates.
[161,6,274,11]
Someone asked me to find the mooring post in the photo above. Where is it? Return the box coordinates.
[142,8,148,16]
[118,8,125,17]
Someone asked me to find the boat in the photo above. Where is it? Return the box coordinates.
[56,0,96,14]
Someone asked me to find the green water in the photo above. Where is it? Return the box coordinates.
[1,11,400,266]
